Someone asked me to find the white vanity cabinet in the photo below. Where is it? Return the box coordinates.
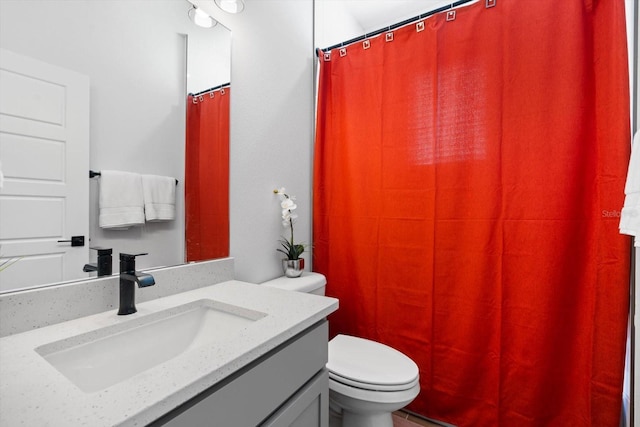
[155,320,330,427]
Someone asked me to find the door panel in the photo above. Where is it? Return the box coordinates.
[2,133,65,181]
[1,197,64,239]
[0,68,66,125]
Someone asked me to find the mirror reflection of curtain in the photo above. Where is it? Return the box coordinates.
[314,1,630,426]
[185,88,230,261]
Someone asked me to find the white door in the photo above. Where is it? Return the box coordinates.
[0,49,90,292]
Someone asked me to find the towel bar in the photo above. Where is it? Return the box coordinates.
[89,170,178,185]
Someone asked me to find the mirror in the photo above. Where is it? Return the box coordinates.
[185,17,231,263]
[0,0,231,292]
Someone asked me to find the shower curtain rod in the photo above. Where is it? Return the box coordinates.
[318,0,480,54]
[189,82,230,97]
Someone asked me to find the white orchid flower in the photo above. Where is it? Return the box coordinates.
[281,198,297,211]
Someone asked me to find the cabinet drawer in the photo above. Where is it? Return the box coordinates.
[157,320,328,426]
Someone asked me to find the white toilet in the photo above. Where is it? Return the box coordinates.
[262,272,420,427]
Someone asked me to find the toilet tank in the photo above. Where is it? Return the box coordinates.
[261,272,326,295]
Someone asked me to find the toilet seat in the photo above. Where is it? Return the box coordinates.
[328,335,419,392]
[329,371,420,392]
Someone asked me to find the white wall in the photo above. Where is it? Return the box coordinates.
[0,0,220,271]
[314,0,471,50]
[196,0,315,283]
[315,0,363,48]
[187,24,231,94]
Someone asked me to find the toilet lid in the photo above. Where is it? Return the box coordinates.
[327,335,419,390]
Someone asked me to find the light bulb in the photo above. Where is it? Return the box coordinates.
[215,0,245,14]
[188,6,217,28]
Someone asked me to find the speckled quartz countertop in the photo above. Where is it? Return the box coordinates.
[0,280,338,427]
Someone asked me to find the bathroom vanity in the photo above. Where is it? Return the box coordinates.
[0,277,338,426]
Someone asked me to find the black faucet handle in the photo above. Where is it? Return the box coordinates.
[88,247,113,277]
[90,247,113,256]
[119,253,149,273]
[119,252,148,261]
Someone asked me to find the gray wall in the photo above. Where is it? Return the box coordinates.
[200,0,315,284]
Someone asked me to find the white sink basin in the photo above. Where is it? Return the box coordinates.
[35,299,267,393]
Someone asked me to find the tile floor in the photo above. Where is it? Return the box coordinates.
[331,409,447,427]
[393,411,444,427]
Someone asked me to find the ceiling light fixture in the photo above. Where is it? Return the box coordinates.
[188,5,217,28]
[214,0,245,14]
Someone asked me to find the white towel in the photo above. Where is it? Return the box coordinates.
[620,132,640,247]
[142,174,176,221]
[99,170,145,229]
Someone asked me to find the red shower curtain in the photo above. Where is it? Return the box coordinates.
[313,1,630,426]
[185,88,230,261]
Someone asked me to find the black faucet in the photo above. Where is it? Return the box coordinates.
[118,253,155,315]
[83,247,113,277]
